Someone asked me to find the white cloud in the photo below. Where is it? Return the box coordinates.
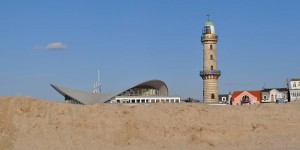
[46,42,68,50]
[34,42,68,50]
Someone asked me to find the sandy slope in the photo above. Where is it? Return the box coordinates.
[0,96,300,150]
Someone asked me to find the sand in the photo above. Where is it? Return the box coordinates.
[0,96,300,150]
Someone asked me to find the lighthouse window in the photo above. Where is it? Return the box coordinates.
[211,94,215,99]
[210,55,213,60]
[205,26,211,34]
[210,45,213,50]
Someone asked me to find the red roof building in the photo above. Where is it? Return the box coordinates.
[231,90,261,105]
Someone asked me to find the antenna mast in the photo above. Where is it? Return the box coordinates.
[93,69,101,93]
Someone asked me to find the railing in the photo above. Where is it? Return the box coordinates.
[200,70,221,76]
[201,34,218,41]
[118,93,162,97]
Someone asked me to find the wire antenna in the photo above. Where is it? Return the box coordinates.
[93,69,101,93]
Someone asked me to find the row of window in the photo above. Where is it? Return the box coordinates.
[262,94,287,100]
[291,93,300,97]
[120,87,161,96]
[292,82,300,87]
[207,42,214,72]
[209,45,214,70]
[291,91,300,97]
[112,98,180,104]
[205,44,217,101]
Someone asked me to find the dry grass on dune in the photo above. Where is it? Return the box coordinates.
[0,96,300,150]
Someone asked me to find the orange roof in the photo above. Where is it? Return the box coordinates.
[232,90,261,102]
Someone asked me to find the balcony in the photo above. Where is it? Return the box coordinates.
[200,70,221,77]
[201,34,218,41]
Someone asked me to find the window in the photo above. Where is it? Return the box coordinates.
[293,82,296,87]
[263,96,267,100]
[211,66,214,70]
[210,55,213,60]
[205,26,211,34]
[211,93,215,99]
[298,82,300,87]
[210,45,213,50]
[222,97,226,102]
[241,95,250,103]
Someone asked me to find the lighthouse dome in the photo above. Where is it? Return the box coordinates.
[205,20,214,27]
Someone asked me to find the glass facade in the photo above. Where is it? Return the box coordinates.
[118,86,161,96]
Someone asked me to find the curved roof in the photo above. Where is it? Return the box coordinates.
[51,79,169,104]
[204,20,214,27]
[51,84,116,104]
[124,80,168,96]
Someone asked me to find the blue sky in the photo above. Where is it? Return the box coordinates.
[1,0,300,101]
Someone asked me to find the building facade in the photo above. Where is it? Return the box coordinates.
[218,94,231,104]
[51,80,181,104]
[290,78,300,101]
[231,91,261,105]
[261,88,289,103]
[200,16,221,103]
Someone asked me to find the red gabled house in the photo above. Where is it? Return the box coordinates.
[231,90,261,105]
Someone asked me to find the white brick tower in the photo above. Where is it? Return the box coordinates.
[200,16,221,103]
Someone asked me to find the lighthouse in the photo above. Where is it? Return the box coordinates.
[200,16,221,103]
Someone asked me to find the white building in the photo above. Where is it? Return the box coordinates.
[290,78,300,101]
[51,80,181,104]
[261,88,289,103]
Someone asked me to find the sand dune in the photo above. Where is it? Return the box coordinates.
[1,96,300,150]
